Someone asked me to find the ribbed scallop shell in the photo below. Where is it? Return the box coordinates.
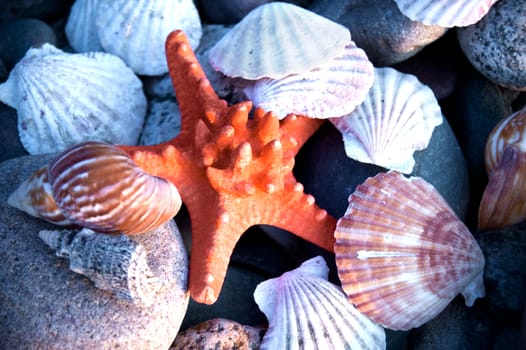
[39,228,163,305]
[479,106,526,230]
[8,142,182,235]
[394,0,499,27]
[334,171,485,331]
[65,0,102,52]
[95,0,202,76]
[330,67,443,174]
[242,42,374,119]
[0,44,146,155]
[254,256,386,349]
[208,2,351,80]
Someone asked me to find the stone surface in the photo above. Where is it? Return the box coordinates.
[0,154,189,349]
[457,0,526,91]
[310,0,447,66]
[0,18,57,70]
[198,0,272,24]
[139,99,181,146]
[0,0,73,23]
[171,318,264,349]
[0,103,27,162]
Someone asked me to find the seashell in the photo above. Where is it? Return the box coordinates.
[242,42,374,119]
[95,0,202,76]
[479,106,526,230]
[39,228,163,305]
[330,67,443,174]
[393,0,499,27]
[334,171,485,330]
[0,43,147,155]
[208,2,351,80]
[8,141,182,235]
[65,0,103,52]
[254,256,386,349]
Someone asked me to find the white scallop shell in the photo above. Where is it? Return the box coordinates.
[330,67,443,174]
[39,228,163,305]
[95,0,202,76]
[254,256,386,349]
[334,171,485,330]
[0,44,147,155]
[243,42,374,119]
[65,0,102,52]
[394,0,499,27]
[208,2,351,80]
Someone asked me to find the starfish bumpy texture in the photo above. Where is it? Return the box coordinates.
[121,30,336,304]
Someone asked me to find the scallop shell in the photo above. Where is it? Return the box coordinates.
[8,141,182,235]
[208,2,351,80]
[334,171,485,330]
[65,0,102,52]
[479,106,526,230]
[254,256,386,349]
[0,43,147,155]
[39,228,163,305]
[95,0,202,76]
[242,42,374,119]
[394,0,499,27]
[330,67,443,174]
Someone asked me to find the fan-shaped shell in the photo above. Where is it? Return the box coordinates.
[0,44,147,155]
[243,42,374,119]
[65,0,102,52]
[208,2,351,80]
[334,171,485,331]
[330,67,443,174]
[394,0,499,27]
[254,256,386,349]
[39,228,163,305]
[95,0,202,76]
[479,105,526,230]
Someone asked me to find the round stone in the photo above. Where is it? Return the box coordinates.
[457,0,526,91]
[0,154,189,349]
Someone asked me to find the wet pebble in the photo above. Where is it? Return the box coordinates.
[0,18,57,70]
[0,103,27,162]
[0,0,73,23]
[310,0,447,66]
[457,0,526,91]
[0,154,189,350]
[171,318,264,349]
[198,0,272,24]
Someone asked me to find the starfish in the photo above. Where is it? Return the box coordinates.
[117,30,337,304]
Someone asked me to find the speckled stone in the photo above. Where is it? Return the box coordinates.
[310,0,447,66]
[171,318,264,349]
[0,18,57,69]
[139,99,181,146]
[457,0,526,91]
[0,154,189,350]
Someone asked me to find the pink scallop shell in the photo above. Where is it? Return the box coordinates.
[243,42,374,119]
[334,171,485,330]
[394,0,499,27]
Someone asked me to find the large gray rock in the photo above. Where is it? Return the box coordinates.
[0,154,189,349]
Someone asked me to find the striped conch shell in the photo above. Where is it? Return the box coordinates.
[39,228,162,305]
[8,141,182,235]
[479,105,526,230]
[335,171,485,330]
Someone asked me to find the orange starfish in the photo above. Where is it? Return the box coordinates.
[117,30,337,304]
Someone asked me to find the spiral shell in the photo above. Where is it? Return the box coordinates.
[330,67,443,174]
[39,228,162,305]
[394,0,499,27]
[0,43,146,154]
[65,0,102,52]
[254,256,386,349]
[208,2,351,80]
[479,105,526,230]
[8,141,182,235]
[95,0,202,76]
[243,42,374,119]
[334,171,485,330]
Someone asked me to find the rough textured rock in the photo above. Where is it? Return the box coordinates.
[0,154,189,350]
[198,0,272,24]
[457,0,526,91]
[0,0,73,23]
[310,0,447,66]
[171,318,264,349]
[0,103,27,162]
